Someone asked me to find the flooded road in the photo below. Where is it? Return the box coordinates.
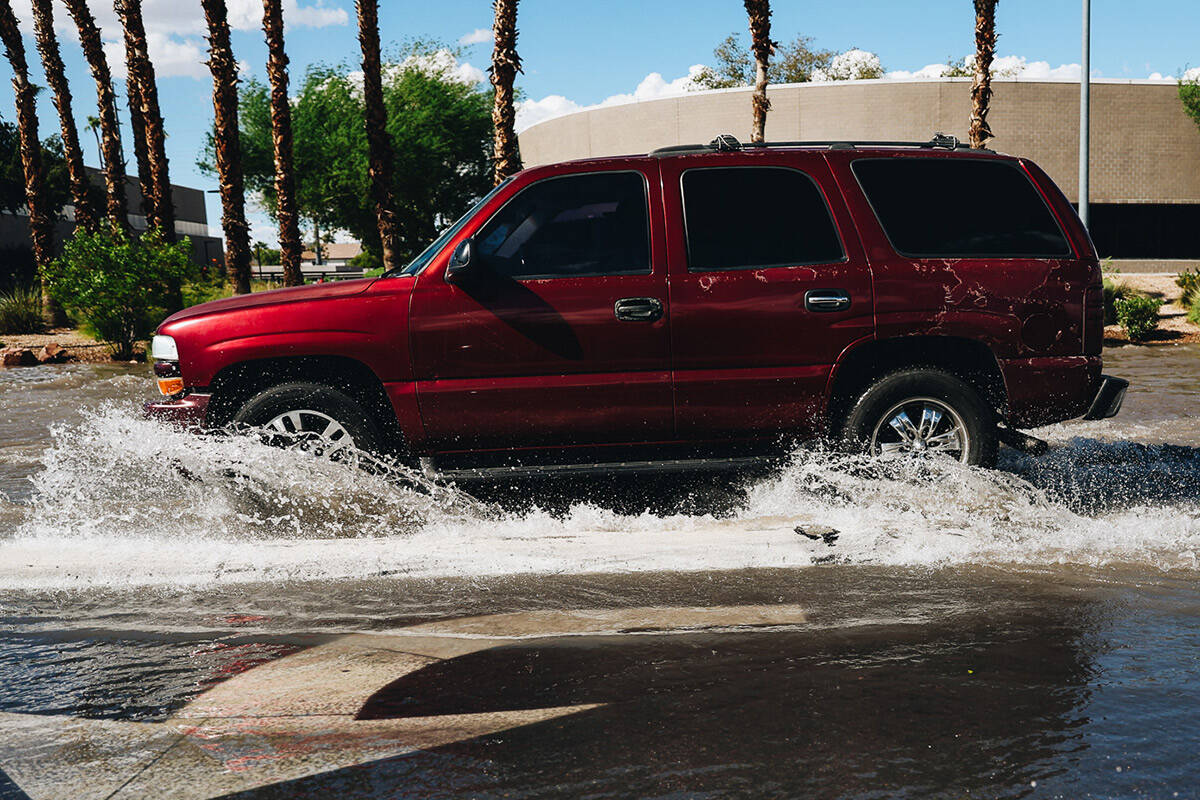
[1,346,1198,798]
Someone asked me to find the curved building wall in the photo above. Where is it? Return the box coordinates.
[518,79,1200,260]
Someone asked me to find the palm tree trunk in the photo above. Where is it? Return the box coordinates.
[263,0,303,287]
[0,0,58,326]
[490,0,522,185]
[355,0,401,272]
[969,0,998,149]
[116,0,173,240]
[31,0,94,235]
[121,30,153,220]
[201,0,252,295]
[744,0,774,143]
[62,0,128,231]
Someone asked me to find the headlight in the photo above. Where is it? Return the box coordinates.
[151,335,178,361]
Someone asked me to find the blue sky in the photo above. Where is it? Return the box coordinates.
[2,0,1197,245]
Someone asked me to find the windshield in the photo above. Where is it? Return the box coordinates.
[385,178,514,278]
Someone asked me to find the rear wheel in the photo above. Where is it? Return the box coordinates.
[232,382,382,464]
[839,368,997,467]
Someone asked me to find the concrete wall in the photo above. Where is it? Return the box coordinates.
[518,78,1200,206]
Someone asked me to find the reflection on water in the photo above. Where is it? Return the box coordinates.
[0,345,1198,797]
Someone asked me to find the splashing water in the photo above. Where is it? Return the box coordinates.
[2,394,1198,590]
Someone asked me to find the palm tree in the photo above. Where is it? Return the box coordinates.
[116,0,173,240]
[969,0,998,149]
[263,0,303,286]
[355,0,401,272]
[490,0,522,185]
[63,0,128,230]
[86,114,103,169]
[31,0,94,234]
[744,0,775,143]
[0,0,57,325]
[201,0,252,294]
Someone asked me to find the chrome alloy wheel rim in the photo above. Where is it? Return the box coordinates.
[869,397,969,463]
[263,409,358,464]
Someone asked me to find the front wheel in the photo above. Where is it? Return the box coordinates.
[838,368,998,467]
[231,382,382,465]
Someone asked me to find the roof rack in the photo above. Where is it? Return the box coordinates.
[649,133,976,156]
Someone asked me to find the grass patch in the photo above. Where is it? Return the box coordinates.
[0,285,45,334]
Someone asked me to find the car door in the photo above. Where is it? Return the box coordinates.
[409,161,672,453]
[660,151,873,440]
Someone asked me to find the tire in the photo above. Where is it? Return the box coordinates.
[838,368,997,468]
[232,381,383,462]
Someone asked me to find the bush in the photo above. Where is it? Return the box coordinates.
[1177,269,1200,309]
[182,273,233,307]
[0,284,45,333]
[1102,277,1134,325]
[42,228,193,359]
[1114,294,1163,342]
[1189,294,1200,326]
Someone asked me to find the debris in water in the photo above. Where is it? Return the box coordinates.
[795,525,840,546]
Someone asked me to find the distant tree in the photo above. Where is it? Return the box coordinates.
[262,0,303,286]
[692,33,840,89]
[943,55,972,78]
[490,0,522,184]
[62,0,128,231]
[969,0,998,149]
[744,0,774,143]
[774,35,836,83]
[31,0,93,233]
[201,0,252,295]
[1181,73,1200,133]
[201,52,492,266]
[356,0,401,272]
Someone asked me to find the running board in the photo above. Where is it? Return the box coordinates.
[434,455,779,482]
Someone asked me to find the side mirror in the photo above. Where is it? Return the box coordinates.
[446,237,475,283]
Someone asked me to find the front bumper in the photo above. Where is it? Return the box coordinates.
[143,393,211,428]
[1082,375,1129,420]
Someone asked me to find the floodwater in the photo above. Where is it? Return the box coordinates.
[1,345,1198,798]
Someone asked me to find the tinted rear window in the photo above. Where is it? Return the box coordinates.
[852,159,1072,258]
[682,167,844,271]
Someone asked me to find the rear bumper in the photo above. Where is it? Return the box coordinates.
[999,356,1102,428]
[1082,375,1129,420]
[143,393,211,428]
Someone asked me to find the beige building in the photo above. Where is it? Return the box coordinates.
[518,78,1200,261]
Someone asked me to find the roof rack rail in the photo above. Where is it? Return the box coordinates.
[649,132,976,156]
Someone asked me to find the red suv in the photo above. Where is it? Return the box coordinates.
[147,135,1127,476]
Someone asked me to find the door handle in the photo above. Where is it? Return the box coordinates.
[804,289,852,313]
[614,297,664,322]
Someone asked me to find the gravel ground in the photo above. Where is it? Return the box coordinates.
[0,329,145,363]
[1104,273,1200,346]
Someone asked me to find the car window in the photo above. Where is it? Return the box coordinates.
[852,158,1072,258]
[681,167,844,271]
[475,172,651,279]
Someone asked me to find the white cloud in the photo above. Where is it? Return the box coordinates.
[12,0,347,83]
[811,49,884,82]
[517,64,708,132]
[459,27,493,46]
[1153,67,1200,82]
[886,63,957,80]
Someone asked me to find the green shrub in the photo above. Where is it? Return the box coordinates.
[1102,278,1134,325]
[1177,269,1200,309]
[1114,294,1163,342]
[1188,294,1200,326]
[42,228,193,359]
[0,284,45,333]
[182,273,233,307]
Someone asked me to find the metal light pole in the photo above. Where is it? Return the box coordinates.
[1079,0,1091,230]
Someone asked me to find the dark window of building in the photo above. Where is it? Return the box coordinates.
[1086,203,1200,259]
[476,172,650,279]
[853,158,1072,258]
[681,167,844,271]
